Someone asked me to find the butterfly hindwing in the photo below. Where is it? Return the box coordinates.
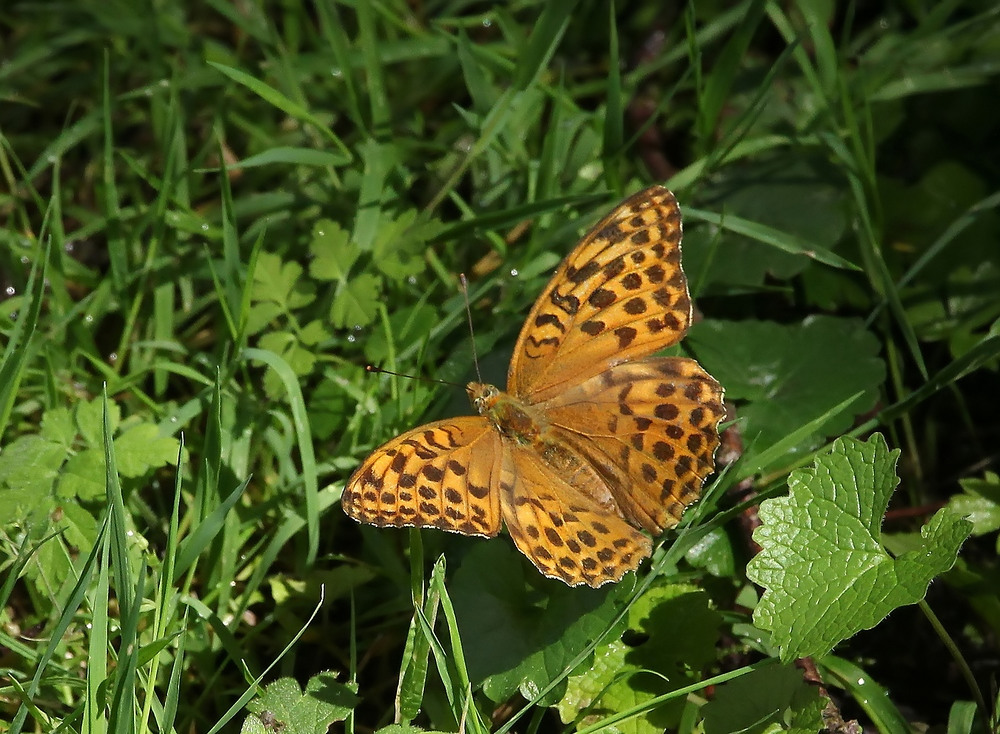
[343,417,502,537]
[537,358,725,533]
[500,442,652,587]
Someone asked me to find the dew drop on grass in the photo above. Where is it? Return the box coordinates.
[5,286,14,296]
[510,268,519,277]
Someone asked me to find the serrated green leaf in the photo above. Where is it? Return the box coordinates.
[299,320,329,346]
[0,435,64,490]
[58,449,105,501]
[113,424,180,478]
[747,434,973,661]
[371,209,442,281]
[557,640,628,728]
[557,584,722,733]
[252,252,317,309]
[246,673,358,734]
[0,484,44,520]
[331,274,380,328]
[246,302,285,336]
[947,471,1000,537]
[308,220,358,281]
[258,331,318,377]
[76,398,120,447]
[375,725,453,734]
[701,664,824,734]
[687,316,884,468]
[56,501,100,550]
[39,406,76,447]
[239,714,267,734]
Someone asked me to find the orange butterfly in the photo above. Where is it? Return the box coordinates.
[342,186,724,587]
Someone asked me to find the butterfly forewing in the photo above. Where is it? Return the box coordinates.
[343,417,502,537]
[508,186,690,402]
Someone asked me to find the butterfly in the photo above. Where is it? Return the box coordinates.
[342,186,725,587]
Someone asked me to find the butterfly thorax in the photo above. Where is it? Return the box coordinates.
[467,381,545,445]
[467,381,618,510]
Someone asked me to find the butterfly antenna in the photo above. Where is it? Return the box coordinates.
[365,365,461,388]
[459,273,484,383]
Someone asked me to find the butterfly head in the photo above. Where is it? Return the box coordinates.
[466,382,500,416]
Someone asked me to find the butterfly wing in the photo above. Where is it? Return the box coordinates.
[499,438,653,588]
[508,186,691,403]
[537,358,725,534]
[343,417,502,537]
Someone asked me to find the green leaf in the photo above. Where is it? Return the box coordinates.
[331,273,381,328]
[308,220,358,281]
[245,672,359,734]
[76,397,120,448]
[684,158,852,286]
[257,331,319,399]
[450,539,631,705]
[113,424,180,478]
[746,434,972,661]
[700,664,825,734]
[39,406,76,447]
[0,435,64,494]
[246,302,285,336]
[946,471,1000,553]
[558,584,722,733]
[252,252,316,309]
[685,526,737,578]
[687,316,884,468]
[371,209,442,281]
[363,303,437,365]
[299,320,329,347]
[308,368,361,441]
[58,449,105,501]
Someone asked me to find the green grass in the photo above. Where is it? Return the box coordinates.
[2,1,1000,733]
